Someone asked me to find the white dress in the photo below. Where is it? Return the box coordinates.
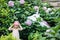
[12,29,20,40]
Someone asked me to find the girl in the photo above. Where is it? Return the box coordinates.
[8,21,23,40]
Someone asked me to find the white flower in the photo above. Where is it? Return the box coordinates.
[46,29,51,33]
[47,8,52,11]
[19,0,25,4]
[34,6,39,11]
[8,1,14,7]
[43,7,47,10]
[46,29,55,33]
[45,10,49,13]
[45,8,52,13]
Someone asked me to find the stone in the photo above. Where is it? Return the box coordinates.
[49,2,58,6]
[49,0,60,2]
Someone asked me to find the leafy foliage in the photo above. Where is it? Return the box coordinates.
[0,34,16,40]
[0,0,60,40]
[28,31,46,40]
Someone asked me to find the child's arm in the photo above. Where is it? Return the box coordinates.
[19,24,23,30]
[8,24,13,30]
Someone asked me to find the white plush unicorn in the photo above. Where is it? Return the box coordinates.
[25,6,50,28]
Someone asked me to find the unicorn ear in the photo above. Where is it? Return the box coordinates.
[34,6,39,11]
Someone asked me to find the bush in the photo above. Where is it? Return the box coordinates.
[0,34,16,40]
[0,0,60,40]
[28,31,46,40]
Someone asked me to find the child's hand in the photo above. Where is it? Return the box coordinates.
[10,24,14,27]
[18,28,23,30]
[8,24,13,30]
